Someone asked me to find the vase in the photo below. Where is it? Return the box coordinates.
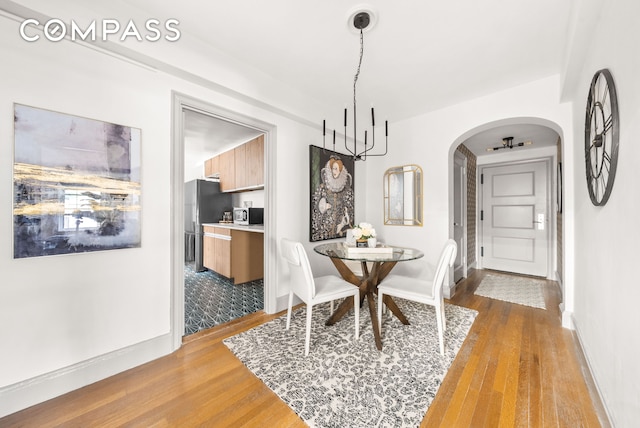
[367,237,377,248]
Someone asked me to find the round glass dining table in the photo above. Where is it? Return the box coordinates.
[313,242,424,350]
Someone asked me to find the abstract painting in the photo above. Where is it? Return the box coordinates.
[13,104,141,258]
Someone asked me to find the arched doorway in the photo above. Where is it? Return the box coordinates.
[449,119,563,284]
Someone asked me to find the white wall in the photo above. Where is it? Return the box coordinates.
[0,13,347,416]
[0,15,175,394]
[565,1,640,426]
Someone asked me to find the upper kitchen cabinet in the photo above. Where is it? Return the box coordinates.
[234,143,247,189]
[204,155,220,178]
[206,135,264,192]
[246,135,264,188]
[236,135,264,190]
[219,149,236,192]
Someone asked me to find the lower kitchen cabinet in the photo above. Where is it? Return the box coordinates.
[203,226,263,284]
[213,227,231,278]
[203,230,216,272]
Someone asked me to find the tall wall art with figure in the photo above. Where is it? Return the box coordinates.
[309,145,355,242]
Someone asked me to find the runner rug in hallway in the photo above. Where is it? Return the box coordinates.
[474,272,546,310]
[224,299,477,427]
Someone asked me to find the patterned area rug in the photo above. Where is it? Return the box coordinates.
[474,273,546,309]
[223,299,477,427]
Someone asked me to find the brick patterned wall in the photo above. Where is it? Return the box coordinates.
[455,144,477,267]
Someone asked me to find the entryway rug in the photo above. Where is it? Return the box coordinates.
[474,273,546,309]
[223,299,477,427]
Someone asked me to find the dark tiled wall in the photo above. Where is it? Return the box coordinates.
[455,144,477,267]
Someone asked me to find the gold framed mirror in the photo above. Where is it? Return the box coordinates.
[384,164,423,226]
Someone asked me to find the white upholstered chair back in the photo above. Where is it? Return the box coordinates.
[280,238,315,301]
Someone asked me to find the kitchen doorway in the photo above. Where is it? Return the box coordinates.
[171,92,277,346]
[183,110,264,335]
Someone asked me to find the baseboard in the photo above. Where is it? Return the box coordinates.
[276,293,296,313]
[0,333,174,418]
[559,303,574,329]
[571,316,614,427]
[444,282,456,299]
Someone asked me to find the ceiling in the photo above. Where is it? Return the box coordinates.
[183,109,263,172]
[9,1,573,157]
[126,0,572,120]
[162,1,570,157]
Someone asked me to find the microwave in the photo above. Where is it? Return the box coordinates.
[233,207,264,225]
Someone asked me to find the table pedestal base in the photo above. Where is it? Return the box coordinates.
[324,257,410,350]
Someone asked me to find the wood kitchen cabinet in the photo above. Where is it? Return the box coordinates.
[230,229,264,284]
[246,135,264,187]
[214,227,232,278]
[204,155,220,178]
[234,135,264,190]
[234,143,247,189]
[203,227,216,271]
[218,150,235,192]
[205,135,264,192]
[203,226,230,277]
[202,225,263,284]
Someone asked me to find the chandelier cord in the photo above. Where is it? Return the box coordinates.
[353,29,363,111]
[353,29,364,158]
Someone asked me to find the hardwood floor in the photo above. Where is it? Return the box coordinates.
[1,269,607,427]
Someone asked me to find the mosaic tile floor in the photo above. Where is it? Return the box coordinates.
[184,263,264,336]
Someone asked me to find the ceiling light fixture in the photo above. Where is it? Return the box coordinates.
[487,136,533,152]
[322,10,388,161]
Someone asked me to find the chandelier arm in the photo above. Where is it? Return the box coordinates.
[361,136,388,157]
[370,108,375,158]
[343,108,354,156]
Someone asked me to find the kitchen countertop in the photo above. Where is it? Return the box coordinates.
[202,223,264,233]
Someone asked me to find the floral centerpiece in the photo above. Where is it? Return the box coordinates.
[351,222,377,247]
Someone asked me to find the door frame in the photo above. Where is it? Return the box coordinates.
[478,156,554,279]
[170,91,277,350]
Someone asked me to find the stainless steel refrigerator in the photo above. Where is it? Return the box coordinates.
[184,179,232,271]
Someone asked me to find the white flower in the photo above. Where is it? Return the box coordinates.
[352,228,363,239]
[351,222,376,240]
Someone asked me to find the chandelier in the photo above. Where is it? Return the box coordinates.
[322,10,388,161]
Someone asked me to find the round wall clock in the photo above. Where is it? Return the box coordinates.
[584,68,619,206]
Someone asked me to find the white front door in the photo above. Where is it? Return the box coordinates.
[481,160,549,277]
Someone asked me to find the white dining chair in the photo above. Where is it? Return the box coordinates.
[280,238,360,356]
[377,239,457,356]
